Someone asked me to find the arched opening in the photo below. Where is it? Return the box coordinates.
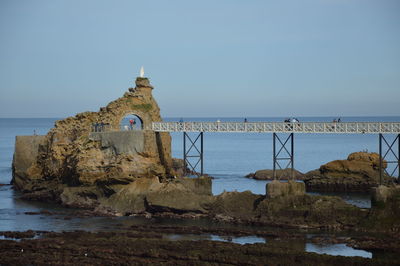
[120,114,143,130]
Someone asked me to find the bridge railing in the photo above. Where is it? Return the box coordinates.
[152,122,400,134]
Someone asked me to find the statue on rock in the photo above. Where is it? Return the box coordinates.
[140,66,145,78]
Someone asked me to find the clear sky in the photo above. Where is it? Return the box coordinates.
[0,0,399,118]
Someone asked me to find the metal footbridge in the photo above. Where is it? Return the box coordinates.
[152,121,400,134]
[152,121,400,182]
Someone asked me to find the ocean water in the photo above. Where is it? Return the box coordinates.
[0,117,399,257]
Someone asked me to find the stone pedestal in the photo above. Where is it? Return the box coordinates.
[371,185,400,205]
[266,180,305,198]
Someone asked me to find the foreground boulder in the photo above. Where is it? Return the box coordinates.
[304,152,393,192]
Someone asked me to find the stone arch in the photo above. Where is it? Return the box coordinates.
[112,109,152,131]
[120,113,144,130]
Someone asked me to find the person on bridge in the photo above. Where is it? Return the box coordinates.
[129,119,134,130]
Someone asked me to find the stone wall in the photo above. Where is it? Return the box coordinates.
[89,131,145,155]
[12,135,46,189]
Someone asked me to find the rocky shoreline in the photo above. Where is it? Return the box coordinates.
[1,227,399,265]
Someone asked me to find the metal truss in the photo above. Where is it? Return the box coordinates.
[379,134,400,184]
[273,133,294,180]
[153,122,400,134]
[183,132,203,177]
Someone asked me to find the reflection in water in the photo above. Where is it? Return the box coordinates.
[165,234,373,258]
[308,191,371,209]
[306,243,372,258]
[164,234,267,245]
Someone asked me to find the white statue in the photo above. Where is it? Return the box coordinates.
[140,66,144,78]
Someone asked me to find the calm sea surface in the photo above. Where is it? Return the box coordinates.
[0,117,399,257]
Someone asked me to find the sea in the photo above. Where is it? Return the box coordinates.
[0,116,399,258]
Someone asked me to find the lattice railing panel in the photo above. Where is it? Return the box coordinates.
[151,122,400,134]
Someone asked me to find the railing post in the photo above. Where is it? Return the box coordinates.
[273,133,276,180]
[291,133,294,180]
[200,132,204,176]
[183,132,187,176]
[379,133,382,185]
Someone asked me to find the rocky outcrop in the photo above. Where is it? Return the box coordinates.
[304,152,393,192]
[12,77,177,209]
[246,168,305,180]
[57,176,213,215]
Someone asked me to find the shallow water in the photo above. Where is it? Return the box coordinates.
[164,233,376,258]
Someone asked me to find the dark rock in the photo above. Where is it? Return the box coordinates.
[246,168,305,180]
[209,191,264,221]
[0,230,36,239]
[256,194,368,229]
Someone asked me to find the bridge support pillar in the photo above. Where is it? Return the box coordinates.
[273,133,294,180]
[379,134,400,184]
[183,132,203,177]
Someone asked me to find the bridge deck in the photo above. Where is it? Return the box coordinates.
[152,122,400,134]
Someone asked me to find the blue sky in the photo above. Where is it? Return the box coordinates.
[0,0,399,118]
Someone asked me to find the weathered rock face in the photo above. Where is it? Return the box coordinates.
[59,176,214,215]
[304,152,392,192]
[12,77,174,202]
[246,168,305,180]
